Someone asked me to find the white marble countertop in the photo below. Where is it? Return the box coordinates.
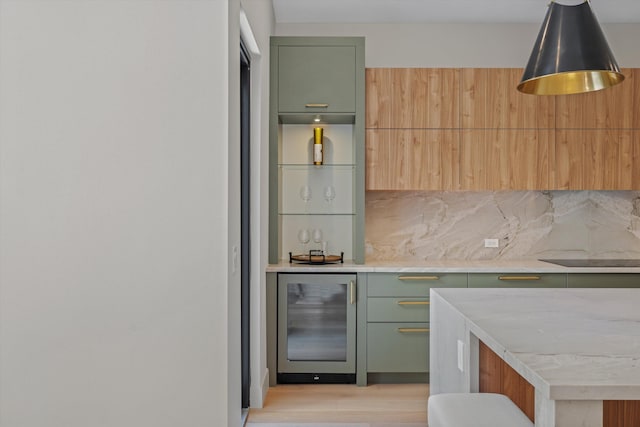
[432,287,640,400]
[266,259,640,273]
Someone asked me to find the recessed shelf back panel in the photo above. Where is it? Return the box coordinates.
[281,124,354,165]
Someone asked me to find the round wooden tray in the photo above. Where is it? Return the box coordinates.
[289,252,344,264]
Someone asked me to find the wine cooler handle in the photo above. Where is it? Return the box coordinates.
[350,280,356,305]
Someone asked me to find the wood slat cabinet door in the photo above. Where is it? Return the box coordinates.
[366,68,460,129]
[366,129,459,190]
[556,68,636,129]
[460,129,553,190]
[555,129,636,190]
[461,68,555,129]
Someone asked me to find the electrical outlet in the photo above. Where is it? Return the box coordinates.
[457,340,464,372]
[484,238,499,248]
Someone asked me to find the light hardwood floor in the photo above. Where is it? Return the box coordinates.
[246,383,428,426]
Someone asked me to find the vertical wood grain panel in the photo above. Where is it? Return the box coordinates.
[479,341,502,393]
[365,129,458,190]
[410,68,460,128]
[603,400,640,427]
[502,360,535,422]
[367,67,640,191]
[462,68,555,129]
[556,68,635,129]
[460,130,487,190]
[479,341,535,423]
[366,68,460,129]
[461,130,551,190]
[555,130,634,190]
[365,68,392,129]
[492,129,552,190]
[461,68,487,128]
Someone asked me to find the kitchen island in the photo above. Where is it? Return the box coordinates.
[429,288,640,427]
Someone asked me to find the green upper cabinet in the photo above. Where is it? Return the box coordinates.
[277,44,357,114]
[269,37,365,264]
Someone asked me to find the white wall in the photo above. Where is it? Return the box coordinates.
[0,1,239,426]
[276,22,640,67]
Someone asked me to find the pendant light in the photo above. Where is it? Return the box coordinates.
[517,0,624,95]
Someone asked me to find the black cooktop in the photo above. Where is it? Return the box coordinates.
[539,259,640,267]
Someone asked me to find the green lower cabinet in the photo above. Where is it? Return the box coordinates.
[363,272,464,380]
[367,297,430,322]
[366,322,429,372]
[367,273,467,296]
[567,273,640,288]
[468,273,566,288]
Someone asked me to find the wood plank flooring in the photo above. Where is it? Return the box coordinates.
[246,383,428,426]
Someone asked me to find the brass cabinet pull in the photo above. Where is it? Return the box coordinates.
[397,328,430,333]
[398,275,439,281]
[350,280,356,305]
[498,276,541,281]
[397,301,430,305]
[305,103,329,108]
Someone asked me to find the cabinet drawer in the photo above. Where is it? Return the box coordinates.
[367,297,429,322]
[567,273,640,288]
[468,273,566,288]
[367,322,429,372]
[367,298,429,322]
[367,273,467,297]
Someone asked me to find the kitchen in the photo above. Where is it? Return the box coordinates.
[262,1,640,426]
[2,1,640,427]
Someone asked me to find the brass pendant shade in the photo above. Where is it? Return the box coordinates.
[518,1,624,95]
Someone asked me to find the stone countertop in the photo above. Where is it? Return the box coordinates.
[432,287,640,400]
[266,259,640,273]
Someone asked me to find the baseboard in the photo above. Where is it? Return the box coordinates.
[250,368,270,409]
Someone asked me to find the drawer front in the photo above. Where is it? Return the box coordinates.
[468,273,566,288]
[367,273,467,297]
[367,297,429,322]
[367,322,429,372]
[568,273,640,288]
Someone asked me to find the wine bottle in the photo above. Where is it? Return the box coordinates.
[313,127,323,165]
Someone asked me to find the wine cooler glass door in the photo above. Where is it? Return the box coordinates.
[277,274,356,376]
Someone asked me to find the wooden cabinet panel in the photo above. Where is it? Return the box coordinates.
[366,129,459,190]
[555,129,635,190]
[556,68,635,129]
[461,130,553,190]
[365,68,459,129]
[604,401,640,427]
[461,68,555,129]
[479,341,535,423]
[365,67,640,191]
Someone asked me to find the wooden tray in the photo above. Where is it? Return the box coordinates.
[289,252,344,264]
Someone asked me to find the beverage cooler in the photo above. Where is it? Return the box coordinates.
[277,273,357,383]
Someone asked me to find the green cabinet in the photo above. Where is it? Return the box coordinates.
[364,273,466,378]
[567,273,640,288]
[277,44,357,114]
[269,37,365,264]
[367,323,429,373]
[468,273,566,288]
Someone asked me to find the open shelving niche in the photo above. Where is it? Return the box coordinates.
[277,121,357,261]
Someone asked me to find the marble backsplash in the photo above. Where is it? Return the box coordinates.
[365,191,640,261]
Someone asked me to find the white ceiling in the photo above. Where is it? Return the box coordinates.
[272,0,640,24]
